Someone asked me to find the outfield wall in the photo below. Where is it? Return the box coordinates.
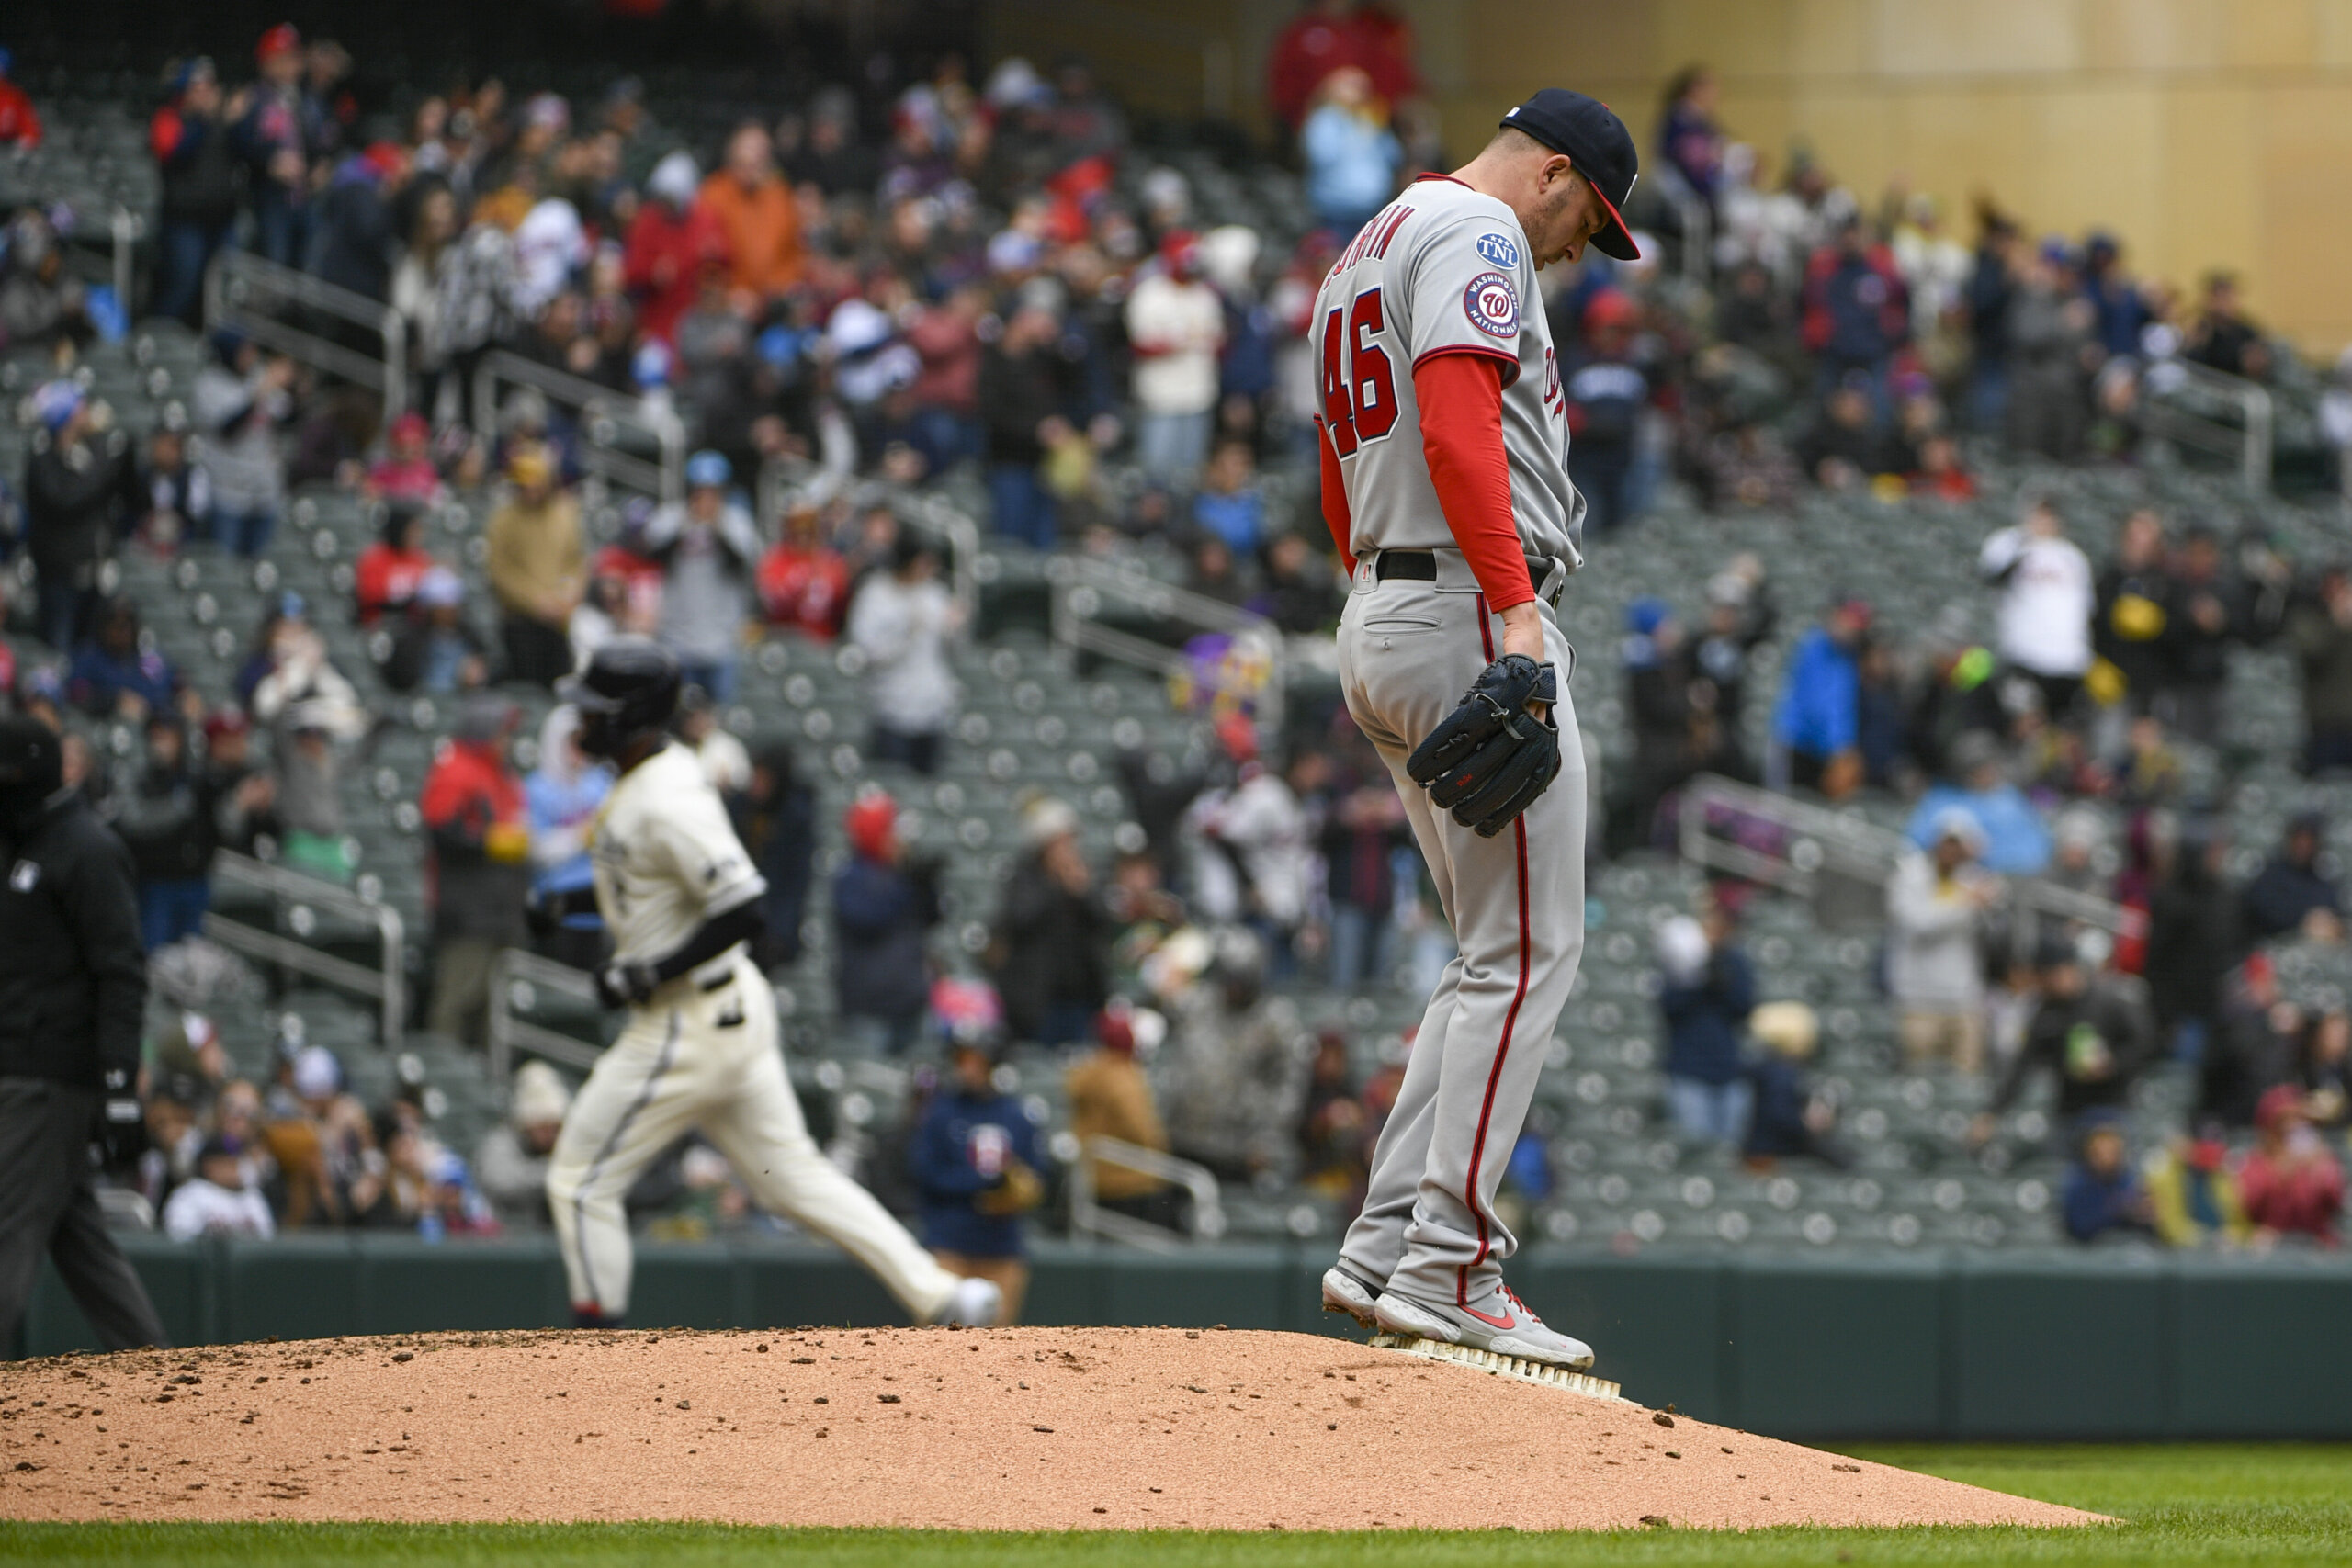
[17,1237,2350,1440]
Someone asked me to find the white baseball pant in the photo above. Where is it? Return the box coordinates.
[1332,560,1588,1309]
[546,953,962,1323]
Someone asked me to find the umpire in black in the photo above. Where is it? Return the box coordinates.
[0,716,166,1351]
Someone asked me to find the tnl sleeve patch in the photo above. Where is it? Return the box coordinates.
[1475,231,1521,269]
[1463,272,1521,339]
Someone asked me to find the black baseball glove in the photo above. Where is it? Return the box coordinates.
[1406,653,1562,837]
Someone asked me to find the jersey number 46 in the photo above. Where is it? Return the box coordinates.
[1320,288,1397,457]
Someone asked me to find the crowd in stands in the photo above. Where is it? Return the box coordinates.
[3,11,2350,1269]
[1638,498,2352,1247]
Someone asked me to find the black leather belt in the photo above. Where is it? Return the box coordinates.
[1374,549,1563,604]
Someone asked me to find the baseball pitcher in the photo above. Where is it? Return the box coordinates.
[543,637,1001,1329]
[1312,89,1641,1369]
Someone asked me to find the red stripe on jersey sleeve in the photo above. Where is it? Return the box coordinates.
[1316,416,1355,574]
[1414,353,1532,613]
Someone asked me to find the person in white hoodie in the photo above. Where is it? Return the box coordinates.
[1886,807,2001,1074]
[846,535,960,774]
[162,1134,276,1240]
[1124,231,1224,482]
[1979,497,2094,723]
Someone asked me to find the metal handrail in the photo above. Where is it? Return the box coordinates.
[915,492,987,631]
[201,849,406,1040]
[471,349,685,502]
[0,179,143,311]
[205,250,405,420]
[108,205,141,314]
[1048,555,1286,732]
[1068,1135,1227,1252]
[2139,356,2274,492]
[1671,192,1711,286]
[1676,773,2143,938]
[484,946,606,1087]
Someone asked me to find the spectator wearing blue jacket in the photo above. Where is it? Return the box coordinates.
[1742,1000,1849,1169]
[1299,68,1401,235]
[1657,899,1756,1145]
[69,598,185,720]
[1769,597,1871,795]
[1800,213,1909,408]
[523,706,612,970]
[911,1036,1047,1322]
[2080,234,2151,361]
[832,792,941,1055]
[2062,1112,2155,1243]
[1905,730,2052,875]
[1191,439,1267,556]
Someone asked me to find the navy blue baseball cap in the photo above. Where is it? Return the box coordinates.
[1500,88,1642,262]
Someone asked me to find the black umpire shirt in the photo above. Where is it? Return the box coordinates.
[0,789,148,1092]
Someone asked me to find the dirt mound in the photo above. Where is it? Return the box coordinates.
[0,1327,2098,1530]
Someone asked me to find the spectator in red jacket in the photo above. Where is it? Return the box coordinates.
[419,695,530,1045]
[2238,1083,2346,1247]
[758,493,852,641]
[623,151,725,347]
[354,502,436,626]
[0,48,42,149]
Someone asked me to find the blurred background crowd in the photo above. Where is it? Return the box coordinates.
[4,2,2352,1311]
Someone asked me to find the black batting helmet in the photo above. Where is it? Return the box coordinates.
[558,637,681,760]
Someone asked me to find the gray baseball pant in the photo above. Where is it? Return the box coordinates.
[1332,558,1586,1310]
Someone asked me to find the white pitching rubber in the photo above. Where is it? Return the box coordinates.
[1368,1332,1626,1403]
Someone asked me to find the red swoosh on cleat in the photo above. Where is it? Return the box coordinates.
[1459,1302,1516,1330]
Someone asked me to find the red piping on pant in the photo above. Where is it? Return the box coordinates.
[1458,596,1533,1310]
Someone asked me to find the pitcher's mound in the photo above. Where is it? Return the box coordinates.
[0,1326,2098,1530]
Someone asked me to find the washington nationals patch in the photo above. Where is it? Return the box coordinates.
[1463,271,1520,338]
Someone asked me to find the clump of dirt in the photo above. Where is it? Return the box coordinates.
[0,1327,2100,1530]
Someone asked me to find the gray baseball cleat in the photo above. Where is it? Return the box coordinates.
[1374,1284,1595,1370]
[940,1276,1004,1327]
[1320,1266,1380,1328]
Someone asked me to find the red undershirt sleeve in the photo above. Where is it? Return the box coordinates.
[1316,417,1356,575]
[1413,351,1532,612]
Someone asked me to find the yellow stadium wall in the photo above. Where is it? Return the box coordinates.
[985,0,2352,355]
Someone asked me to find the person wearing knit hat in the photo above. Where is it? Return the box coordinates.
[991,796,1113,1047]
[1741,1000,1846,1170]
[2237,1084,2346,1245]
[484,440,584,687]
[831,791,938,1058]
[1125,222,1225,482]
[419,696,529,1044]
[1063,1002,1181,1226]
[237,24,311,267]
[473,1061,574,1228]
[625,151,725,346]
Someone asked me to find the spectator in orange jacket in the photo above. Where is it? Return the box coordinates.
[698,121,801,299]
[624,150,726,346]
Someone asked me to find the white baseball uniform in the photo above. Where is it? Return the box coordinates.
[1314,176,1591,1317]
[545,739,965,1323]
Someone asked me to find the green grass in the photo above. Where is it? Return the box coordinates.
[6,1445,2350,1565]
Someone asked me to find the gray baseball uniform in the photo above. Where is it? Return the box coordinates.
[1313,176,1589,1318]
